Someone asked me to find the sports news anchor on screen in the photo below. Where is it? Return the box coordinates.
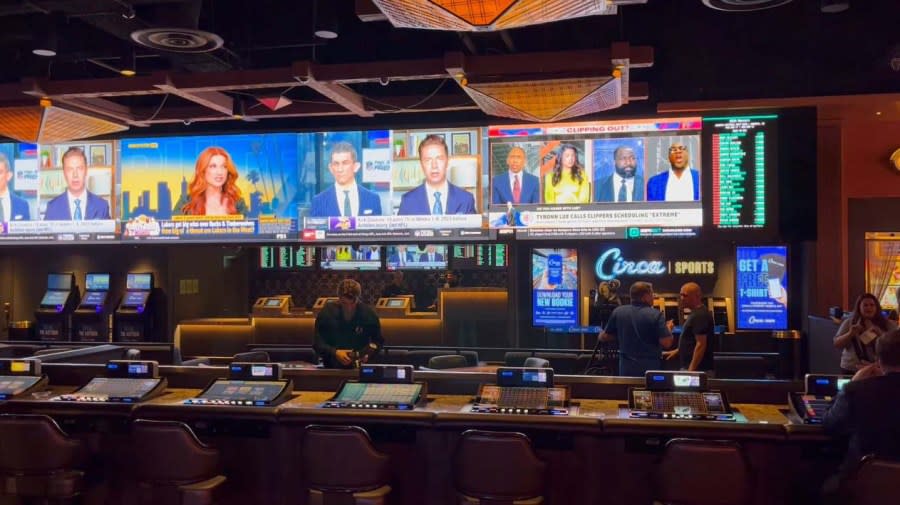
[44,147,110,220]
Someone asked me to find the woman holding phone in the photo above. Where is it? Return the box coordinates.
[834,293,896,375]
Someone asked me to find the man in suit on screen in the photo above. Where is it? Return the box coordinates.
[44,147,110,220]
[310,141,382,218]
[491,145,540,205]
[398,134,476,216]
[596,146,645,203]
[646,142,700,202]
[0,152,30,222]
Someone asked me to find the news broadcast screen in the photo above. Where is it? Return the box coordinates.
[319,245,381,271]
[0,141,118,242]
[385,244,448,270]
[487,118,703,240]
[300,128,491,243]
[118,134,300,242]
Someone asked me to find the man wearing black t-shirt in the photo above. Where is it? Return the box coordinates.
[663,282,714,371]
[314,279,384,369]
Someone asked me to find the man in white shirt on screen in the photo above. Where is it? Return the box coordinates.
[646,142,700,202]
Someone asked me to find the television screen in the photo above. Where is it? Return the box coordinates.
[118,134,300,242]
[264,298,283,307]
[487,118,702,240]
[300,128,491,243]
[41,290,69,306]
[258,246,315,269]
[385,244,448,270]
[735,245,788,330]
[126,273,152,290]
[319,245,381,270]
[451,244,508,269]
[85,273,110,291]
[0,142,118,243]
[531,248,579,327]
[47,273,72,291]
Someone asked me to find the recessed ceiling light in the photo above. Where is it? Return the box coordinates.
[876,111,882,116]
[32,48,57,57]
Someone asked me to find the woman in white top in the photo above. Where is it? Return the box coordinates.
[834,293,897,374]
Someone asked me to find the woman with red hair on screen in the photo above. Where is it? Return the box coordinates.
[175,146,247,216]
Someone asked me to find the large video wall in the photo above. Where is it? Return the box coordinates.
[0,114,780,244]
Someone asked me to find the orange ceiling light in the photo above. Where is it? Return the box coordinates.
[461,76,622,122]
[372,0,645,31]
[0,104,128,144]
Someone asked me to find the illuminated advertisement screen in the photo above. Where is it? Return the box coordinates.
[488,119,702,240]
[531,248,579,327]
[118,134,300,241]
[735,245,788,330]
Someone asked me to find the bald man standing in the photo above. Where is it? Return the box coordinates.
[663,282,714,372]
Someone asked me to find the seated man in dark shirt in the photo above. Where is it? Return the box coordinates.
[822,328,900,498]
[381,271,410,299]
[313,279,384,369]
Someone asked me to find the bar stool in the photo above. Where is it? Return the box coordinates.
[130,419,226,505]
[656,439,752,505]
[301,425,391,505]
[0,414,85,504]
[453,430,546,504]
[845,455,900,505]
[427,355,469,370]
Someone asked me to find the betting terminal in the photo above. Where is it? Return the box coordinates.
[33,272,79,341]
[469,367,572,415]
[323,365,425,411]
[113,273,156,342]
[53,360,166,403]
[0,359,47,400]
[71,273,112,342]
[184,362,293,407]
[788,374,851,425]
[627,371,735,421]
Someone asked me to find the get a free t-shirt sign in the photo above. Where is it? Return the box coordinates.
[735,246,788,330]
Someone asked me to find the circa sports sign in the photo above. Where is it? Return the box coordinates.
[594,247,716,281]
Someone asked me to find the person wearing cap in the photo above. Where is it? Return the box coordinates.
[314,279,384,368]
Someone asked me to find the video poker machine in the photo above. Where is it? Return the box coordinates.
[788,374,851,425]
[0,359,47,400]
[53,360,166,404]
[184,362,293,407]
[323,365,425,411]
[72,273,112,342]
[114,273,157,342]
[468,367,572,415]
[33,272,80,341]
[627,371,735,421]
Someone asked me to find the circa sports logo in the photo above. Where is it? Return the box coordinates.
[748,316,776,324]
[595,247,666,281]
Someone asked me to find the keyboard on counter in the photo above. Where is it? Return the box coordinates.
[470,385,570,415]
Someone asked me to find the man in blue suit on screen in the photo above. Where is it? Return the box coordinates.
[44,147,110,220]
[646,142,700,202]
[0,152,30,222]
[596,146,645,203]
[310,141,382,218]
[398,134,476,216]
[491,145,540,205]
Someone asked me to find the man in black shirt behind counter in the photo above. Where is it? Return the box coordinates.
[314,279,384,369]
[663,282,714,372]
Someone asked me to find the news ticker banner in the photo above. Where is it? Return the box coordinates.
[532,249,579,327]
[121,215,296,241]
[488,118,702,138]
[735,245,788,330]
[1,220,117,242]
[301,214,492,241]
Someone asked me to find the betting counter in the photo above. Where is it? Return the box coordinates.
[0,359,48,400]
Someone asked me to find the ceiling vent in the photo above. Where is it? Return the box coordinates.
[702,0,794,11]
[130,28,223,53]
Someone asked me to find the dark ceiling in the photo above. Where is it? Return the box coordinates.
[0,0,896,133]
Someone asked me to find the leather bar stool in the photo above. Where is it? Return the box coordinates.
[0,414,85,504]
[301,425,391,505]
[845,455,900,505]
[656,439,752,505]
[427,354,469,370]
[453,430,546,505]
[130,419,226,505]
